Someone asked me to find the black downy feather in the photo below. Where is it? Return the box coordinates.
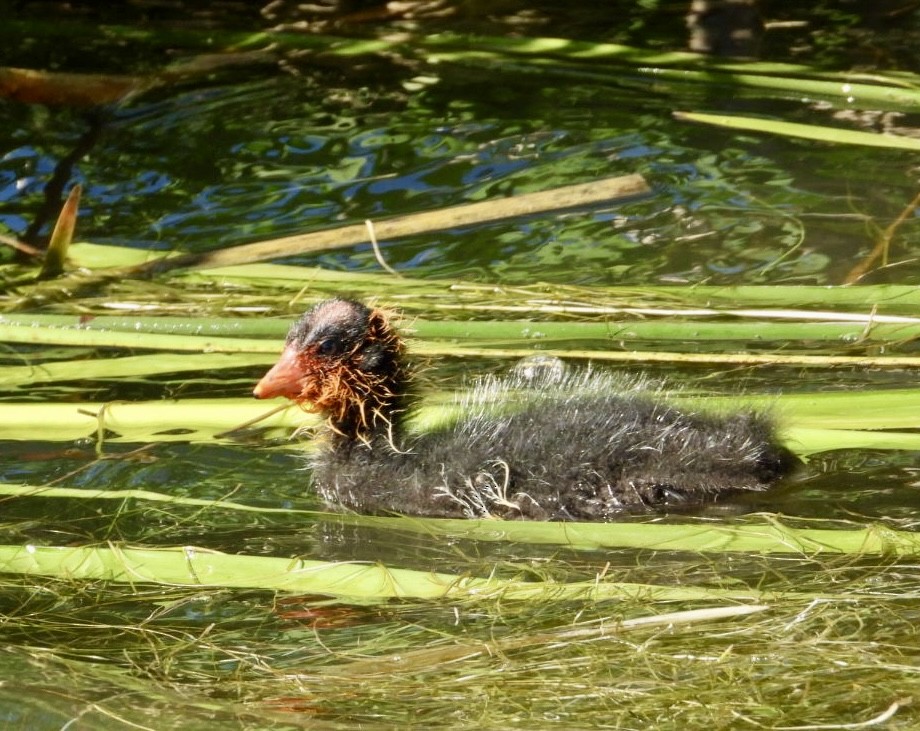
[256,299,797,521]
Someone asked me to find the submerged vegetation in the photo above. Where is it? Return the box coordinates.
[3,1,920,728]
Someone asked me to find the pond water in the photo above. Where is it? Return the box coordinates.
[2,1,920,729]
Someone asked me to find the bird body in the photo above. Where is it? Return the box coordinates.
[254,299,794,521]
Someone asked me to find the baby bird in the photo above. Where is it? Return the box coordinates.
[254,298,795,520]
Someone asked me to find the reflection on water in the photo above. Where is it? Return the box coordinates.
[0,56,902,285]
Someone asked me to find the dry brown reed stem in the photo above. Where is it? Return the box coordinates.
[844,189,920,284]
[130,173,651,275]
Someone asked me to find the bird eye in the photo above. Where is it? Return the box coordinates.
[316,338,339,357]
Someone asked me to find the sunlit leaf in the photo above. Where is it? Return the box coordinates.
[676,111,920,150]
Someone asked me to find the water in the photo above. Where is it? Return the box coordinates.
[4,10,919,285]
[2,2,920,728]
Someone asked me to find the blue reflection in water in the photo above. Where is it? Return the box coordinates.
[0,72,820,283]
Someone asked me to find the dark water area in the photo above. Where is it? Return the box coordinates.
[3,1,920,729]
[1,2,919,285]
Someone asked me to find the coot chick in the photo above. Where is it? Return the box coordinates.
[254,298,795,521]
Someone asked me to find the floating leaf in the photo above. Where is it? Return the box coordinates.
[0,67,145,106]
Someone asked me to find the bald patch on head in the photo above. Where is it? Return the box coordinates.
[312,298,368,325]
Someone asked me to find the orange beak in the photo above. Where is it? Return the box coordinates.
[254,345,308,400]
